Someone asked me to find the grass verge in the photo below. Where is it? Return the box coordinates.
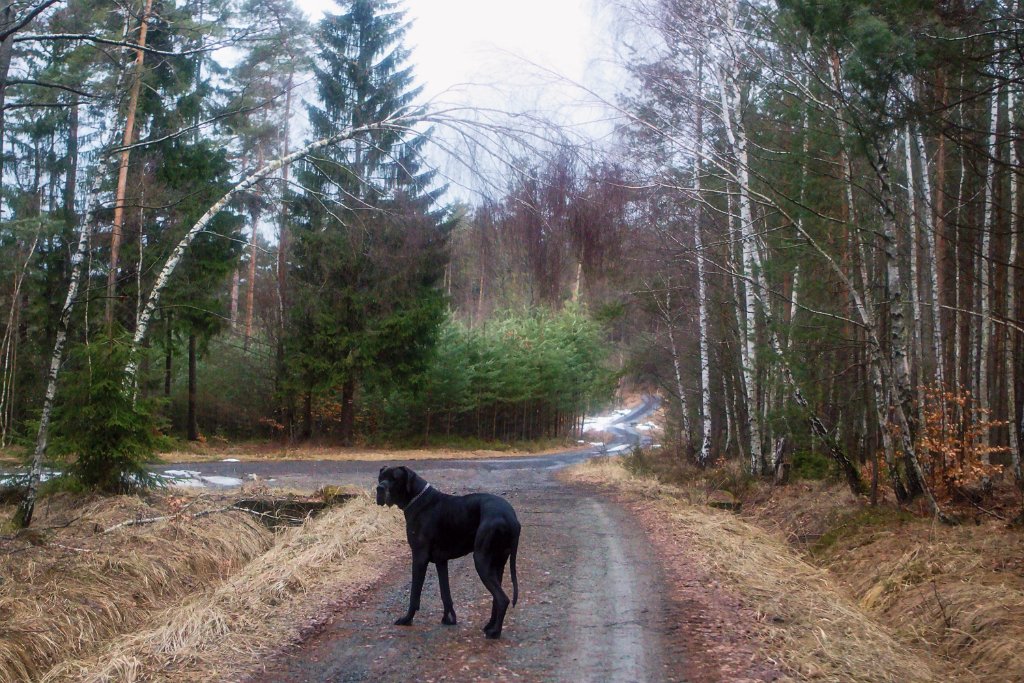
[1,488,402,682]
[744,480,1024,683]
[160,437,583,464]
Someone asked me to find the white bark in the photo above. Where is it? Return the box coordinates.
[911,125,946,388]
[1007,85,1022,483]
[664,287,692,443]
[904,128,925,428]
[829,56,901,493]
[978,87,999,457]
[716,8,763,473]
[693,164,713,465]
[15,164,106,526]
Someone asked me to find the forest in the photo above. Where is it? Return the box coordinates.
[0,0,1022,529]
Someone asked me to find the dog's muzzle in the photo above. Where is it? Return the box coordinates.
[375,483,389,506]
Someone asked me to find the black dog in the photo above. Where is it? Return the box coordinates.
[376,465,520,639]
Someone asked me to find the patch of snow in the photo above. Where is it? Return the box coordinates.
[221,458,240,463]
[0,470,63,486]
[159,469,244,488]
[166,477,205,488]
[202,475,244,487]
[162,469,202,479]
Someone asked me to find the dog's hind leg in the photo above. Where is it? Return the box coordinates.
[436,560,457,625]
[474,525,511,639]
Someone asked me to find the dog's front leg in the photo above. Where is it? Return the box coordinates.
[396,554,428,626]
[437,560,457,625]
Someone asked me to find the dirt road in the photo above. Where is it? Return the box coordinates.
[215,397,694,682]
[252,465,688,682]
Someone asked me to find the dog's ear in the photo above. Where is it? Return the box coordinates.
[399,466,417,495]
[379,465,388,475]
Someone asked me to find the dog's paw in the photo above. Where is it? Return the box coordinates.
[394,615,414,626]
[441,613,457,626]
[484,628,502,639]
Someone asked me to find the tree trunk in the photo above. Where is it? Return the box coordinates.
[978,87,1000,459]
[124,110,418,382]
[106,0,155,332]
[0,5,17,210]
[187,333,199,441]
[339,378,355,446]
[1007,86,1022,486]
[717,39,763,474]
[164,314,172,396]
[911,125,945,388]
[14,165,106,527]
[692,53,713,465]
[302,390,312,440]
[244,225,258,349]
[0,231,40,445]
[230,269,239,330]
[276,69,294,388]
[663,284,691,445]
[64,96,79,226]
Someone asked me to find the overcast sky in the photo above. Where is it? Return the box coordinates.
[291,0,625,199]
[293,0,615,106]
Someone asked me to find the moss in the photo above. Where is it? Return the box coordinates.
[810,506,915,558]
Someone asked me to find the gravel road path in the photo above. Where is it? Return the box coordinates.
[179,397,691,682]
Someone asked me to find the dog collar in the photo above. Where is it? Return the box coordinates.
[404,482,432,511]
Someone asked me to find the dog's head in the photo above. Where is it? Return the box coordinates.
[376,466,420,508]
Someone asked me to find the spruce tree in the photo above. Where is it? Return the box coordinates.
[286,0,448,443]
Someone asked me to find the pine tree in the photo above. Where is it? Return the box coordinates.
[285,0,447,444]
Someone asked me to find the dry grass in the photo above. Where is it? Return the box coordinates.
[738,477,1024,682]
[41,494,402,682]
[161,441,582,464]
[0,492,273,683]
[0,486,402,683]
[796,501,1024,682]
[565,459,950,682]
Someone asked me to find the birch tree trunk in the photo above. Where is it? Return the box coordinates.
[125,112,416,382]
[692,59,713,465]
[663,284,691,444]
[911,125,946,388]
[904,128,925,429]
[877,149,927,499]
[14,166,106,527]
[717,37,763,474]
[978,87,1000,458]
[1007,85,1022,485]
[0,230,40,445]
[830,48,904,497]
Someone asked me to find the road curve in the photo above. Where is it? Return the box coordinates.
[155,396,661,491]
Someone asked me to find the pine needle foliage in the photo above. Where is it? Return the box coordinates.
[49,343,161,492]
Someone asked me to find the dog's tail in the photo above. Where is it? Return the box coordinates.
[510,533,519,607]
